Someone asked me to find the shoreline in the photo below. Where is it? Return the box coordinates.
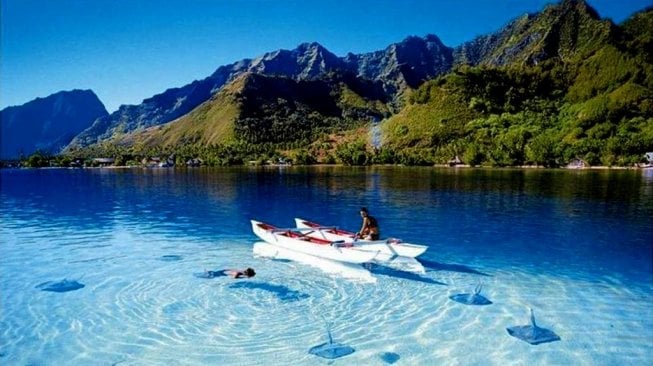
[1,163,651,171]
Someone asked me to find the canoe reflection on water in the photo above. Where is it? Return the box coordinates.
[253,241,376,283]
[253,242,445,284]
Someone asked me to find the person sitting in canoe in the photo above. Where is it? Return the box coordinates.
[205,268,256,279]
[358,207,380,240]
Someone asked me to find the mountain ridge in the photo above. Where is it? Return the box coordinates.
[6,0,651,166]
[66,33,455,148]
[1,89,107,159]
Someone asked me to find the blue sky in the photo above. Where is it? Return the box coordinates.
[1,0,650,113]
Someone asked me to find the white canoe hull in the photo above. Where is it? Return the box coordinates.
[294,218,428,259]
[251,220,378,264]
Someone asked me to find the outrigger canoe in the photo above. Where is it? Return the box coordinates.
[251,220,378,264]
[294,218,428,259]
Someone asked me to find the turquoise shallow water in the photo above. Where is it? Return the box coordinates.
[1,167,652,365]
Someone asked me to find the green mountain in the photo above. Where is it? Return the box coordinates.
[381,2,653,166]
[70,0,652,167]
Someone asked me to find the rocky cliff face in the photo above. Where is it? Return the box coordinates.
[1,90,107,159]
[345,34,453,96]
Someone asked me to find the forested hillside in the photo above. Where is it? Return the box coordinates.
[381,5,652,166]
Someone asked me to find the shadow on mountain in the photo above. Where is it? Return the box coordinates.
[419,259,491,277]
[366,263,446,285]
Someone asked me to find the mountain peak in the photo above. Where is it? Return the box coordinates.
[397,34,446,47]
[424,34,446,45]
[295,41,327,52]
[560,0,596,13]
[454,0,615,66]
[546,0,601,21]
[9,89,97,110]
[247,41,342,80]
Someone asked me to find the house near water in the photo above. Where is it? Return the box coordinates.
[566,158,588,169]
[92,158,115,167]
[640,152,653,168]
[448,155,464,167]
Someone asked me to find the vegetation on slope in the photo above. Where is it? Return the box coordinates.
[380,51,651,167]
[377,7,653,167]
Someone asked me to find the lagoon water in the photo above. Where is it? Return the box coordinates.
[1,167,652,365]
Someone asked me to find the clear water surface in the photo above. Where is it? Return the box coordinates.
[1,166,652,365]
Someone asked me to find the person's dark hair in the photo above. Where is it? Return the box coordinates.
[245,268,256,277]
[360,207,368,213]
